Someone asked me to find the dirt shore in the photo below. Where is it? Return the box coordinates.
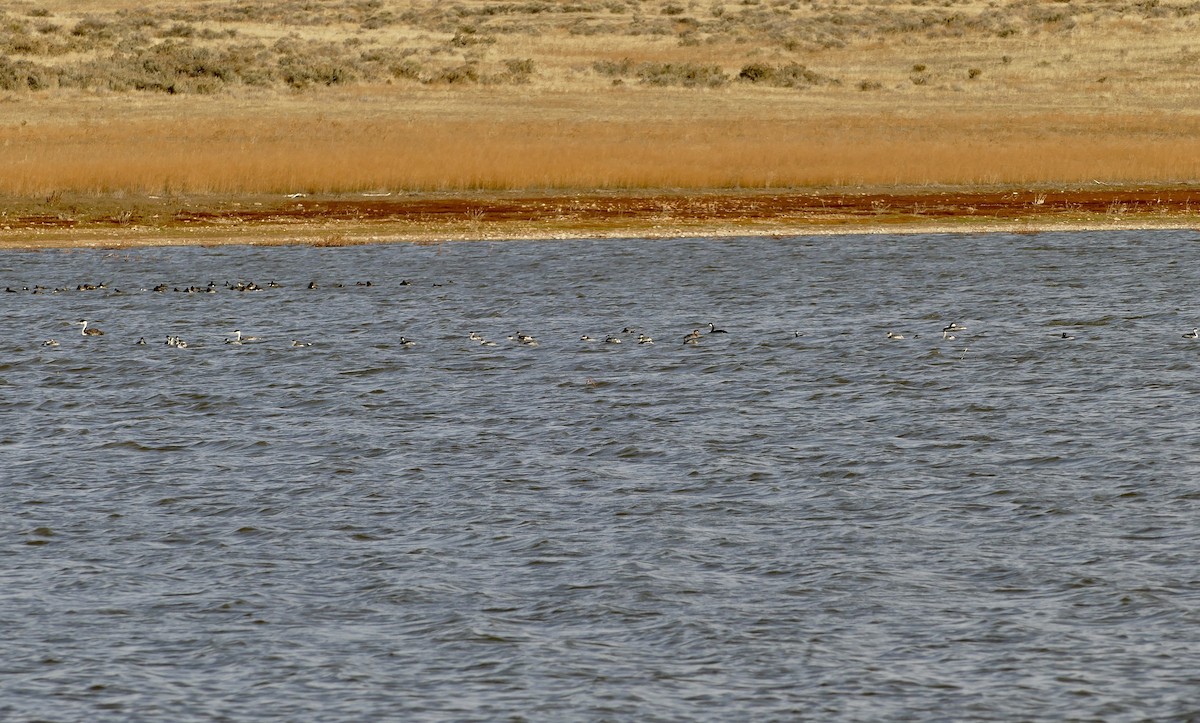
[1,186,1197,249]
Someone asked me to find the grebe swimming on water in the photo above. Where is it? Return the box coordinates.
[76,319,104,336]
[225,330,258,344]
[1184,328,1199,339]
[708,323,728,334]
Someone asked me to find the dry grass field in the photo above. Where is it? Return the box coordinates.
[0,0,1198,241]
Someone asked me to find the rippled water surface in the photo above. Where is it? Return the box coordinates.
[3,231,1200,720]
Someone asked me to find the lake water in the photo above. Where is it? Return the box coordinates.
[2,230,1199,720]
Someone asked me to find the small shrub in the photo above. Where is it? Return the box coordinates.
[361,13,394,30]
[4,34,46,55]
[637,62,728,87]
[280,59,355,88]
[389,59,423,81]
[159,23,196,39]
[427,63,479,84]
[221,43,274,86]
[592,58,635,76]
[738,62,836,87]
[0,57,50,90]
[71,17,112,40]
[774,63,836,87]
[738,62,775,83]
[858,79,883,91]
[504,57,535,82]
[968,67,981,79]
[450,26,494,47]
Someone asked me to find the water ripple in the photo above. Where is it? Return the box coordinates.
[2,232,1200,720]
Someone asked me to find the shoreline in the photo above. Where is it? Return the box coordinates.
[1,186,1197,249]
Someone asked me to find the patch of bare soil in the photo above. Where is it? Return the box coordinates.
[1,186,1197,248]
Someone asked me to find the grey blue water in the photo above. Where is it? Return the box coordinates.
[2,231,1199,720]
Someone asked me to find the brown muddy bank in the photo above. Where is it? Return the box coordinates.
[1,186,1198,248]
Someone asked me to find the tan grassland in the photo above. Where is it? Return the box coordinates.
[1,0,1199,246]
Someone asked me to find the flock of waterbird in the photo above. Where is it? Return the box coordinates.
[33,314,1200,352]
[467,322,728,349]
[15,277,745,351]
[12,278,369,350]
[39,320,312,350]
[890,323,1200,343]
[885,321,967,342]
[44,315,1005,352]
[15,278,1200,352]
[43,317,735,351]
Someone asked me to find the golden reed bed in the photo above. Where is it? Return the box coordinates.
[0,0,1198,246]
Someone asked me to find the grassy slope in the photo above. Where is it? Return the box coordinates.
[0,0,1198,242]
